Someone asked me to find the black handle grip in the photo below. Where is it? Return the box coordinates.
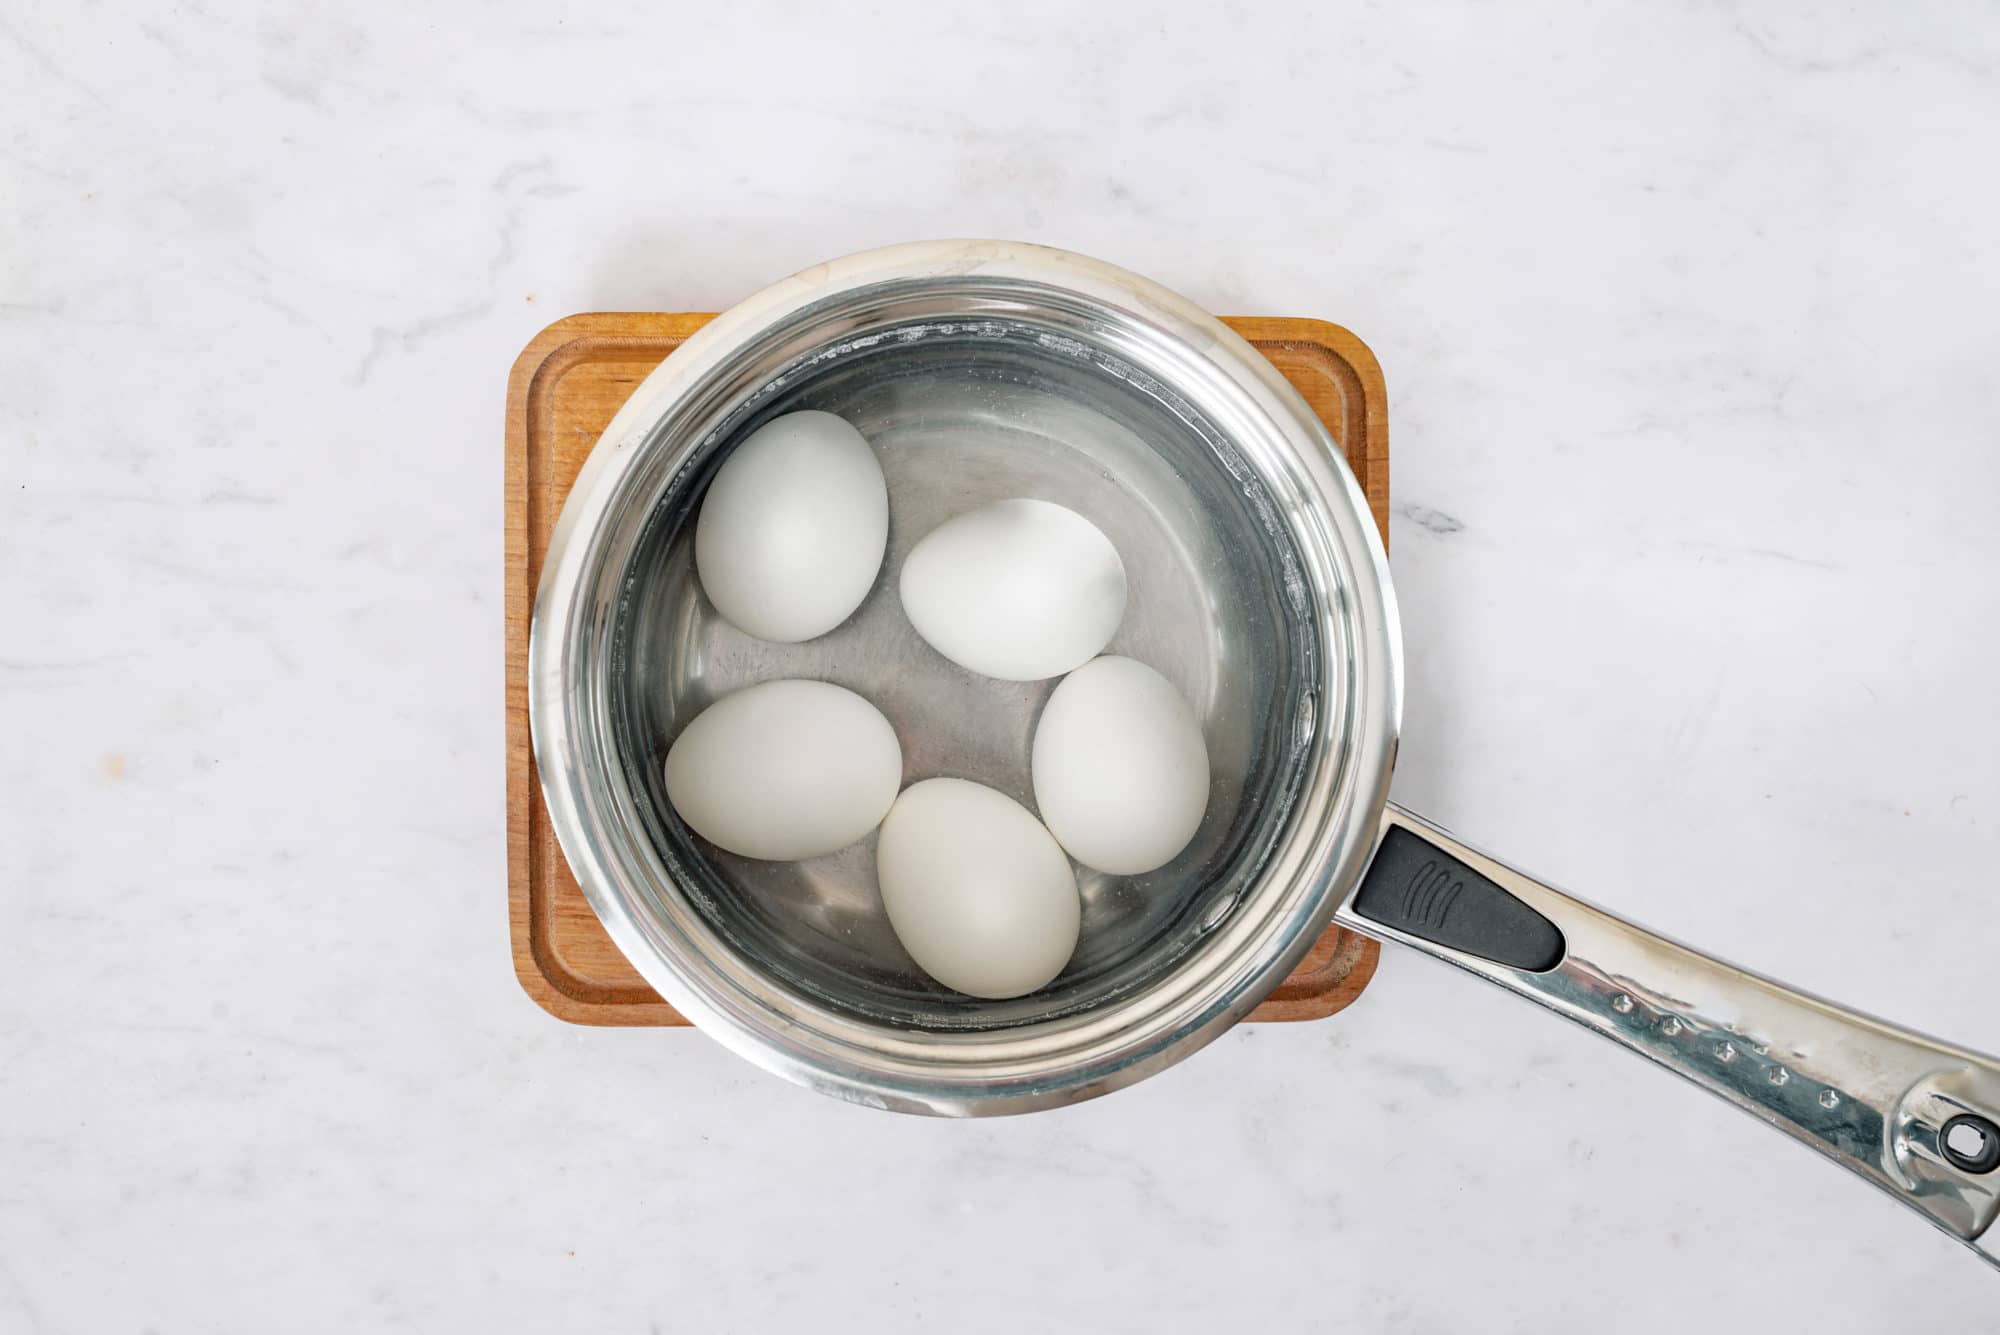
[1353,825,1566,972]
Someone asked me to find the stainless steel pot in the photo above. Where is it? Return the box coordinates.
[530,240,2000,1262]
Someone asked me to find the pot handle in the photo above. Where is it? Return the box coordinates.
[1331,802,2000,1265]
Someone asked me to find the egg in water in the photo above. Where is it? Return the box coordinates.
[1032,655,1210,875]
[695,410,888,643]
[898,498,1126,681]
[876,777,1081,999]
[664,679,902,861]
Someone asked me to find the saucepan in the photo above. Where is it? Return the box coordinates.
[529,240,1999,1261]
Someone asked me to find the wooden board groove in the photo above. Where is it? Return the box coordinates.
[505,311,1389,1027]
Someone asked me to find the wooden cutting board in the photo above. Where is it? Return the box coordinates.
[506,312,1389,1026]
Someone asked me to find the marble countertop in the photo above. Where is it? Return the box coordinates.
[8,3,1998,1329]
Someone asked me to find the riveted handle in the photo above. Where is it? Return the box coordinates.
[1336,802,2000,1266]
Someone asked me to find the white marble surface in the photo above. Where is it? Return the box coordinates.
[6,2,1999,1328]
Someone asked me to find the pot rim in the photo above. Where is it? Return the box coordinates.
[529,239,1404,1115]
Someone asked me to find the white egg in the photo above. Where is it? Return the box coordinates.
[1032,656,1210,875]
[663,679,901,861]
[898,498,1126,681]
[876,778,1081,999]
[695,410,888,643]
